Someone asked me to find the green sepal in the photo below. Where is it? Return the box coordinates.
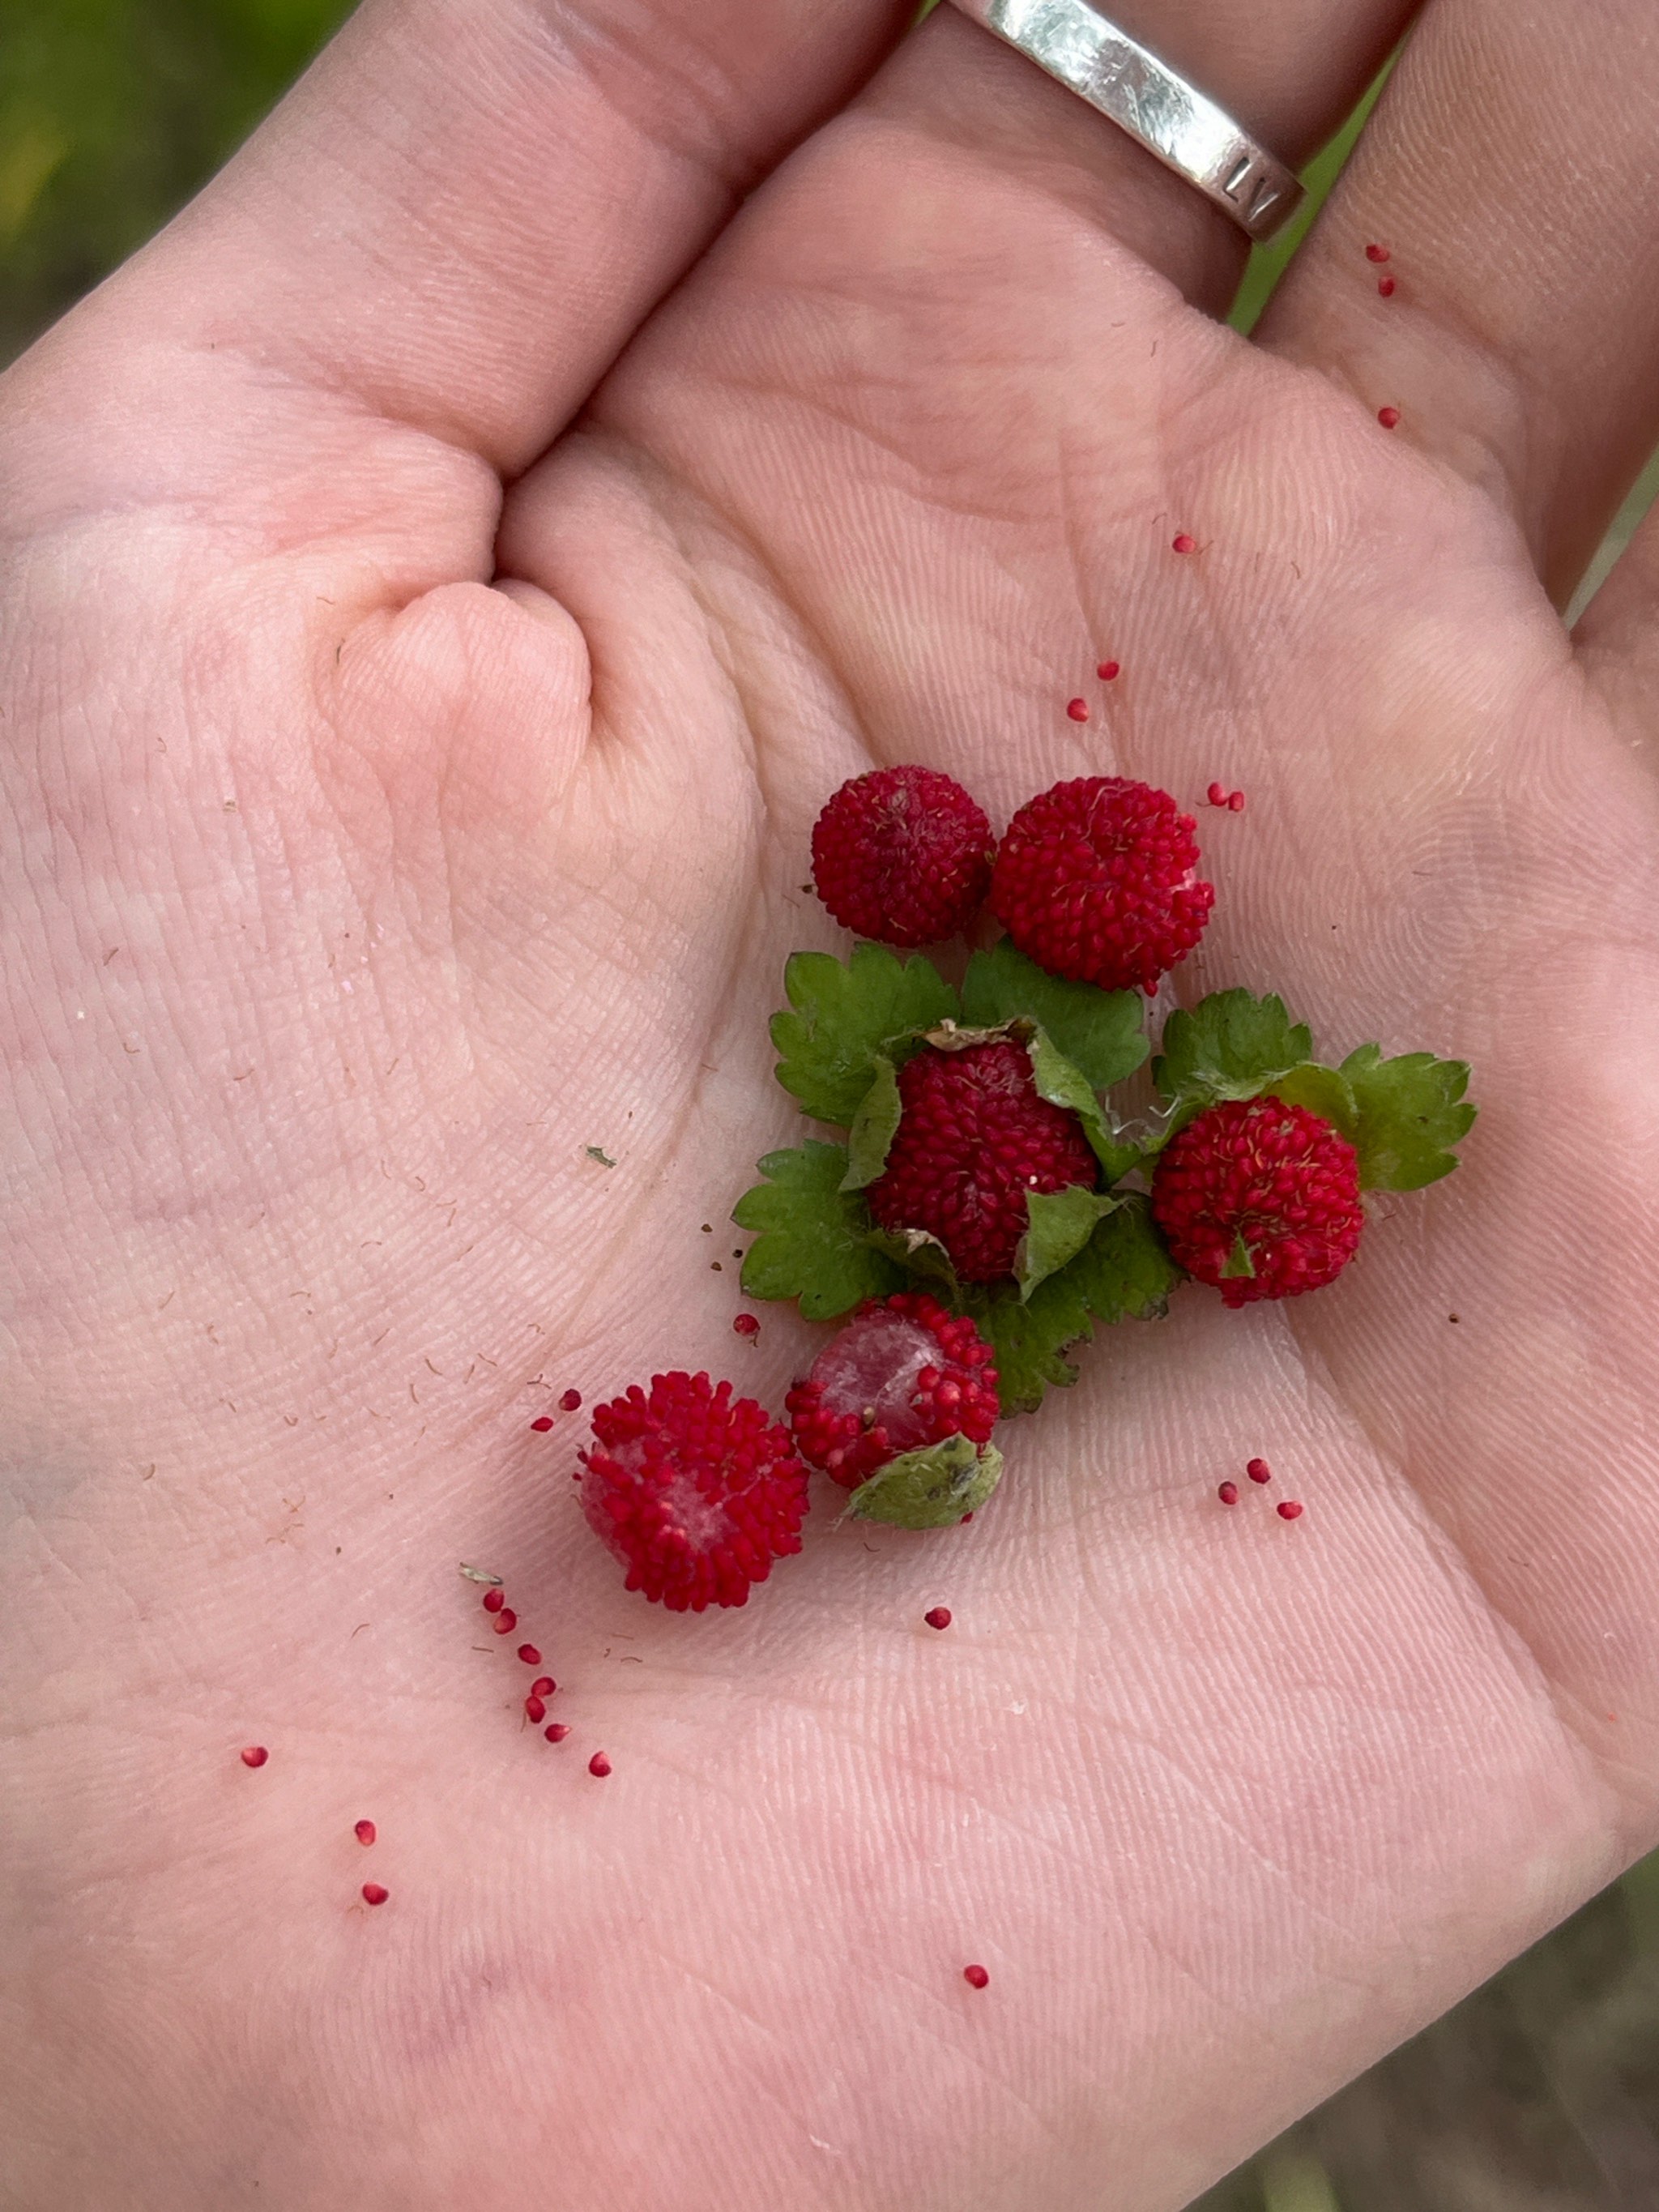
[842,1056,902,1191]
[1339,1045,1477,1190]
[839,1434,1004,1529]
[770,943,959,1127]
[1015,1185,1122,1301]
[1220,1231,1256,1280]
[961,937,1149,1092]
[1152,989,1313,1122]
[860,1222,962,1294]
[1025,1024,1142,1183]
[733,1142,902,1319]
[1263,1061,1360,1141]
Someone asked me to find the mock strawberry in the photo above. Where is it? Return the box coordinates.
[1150,1096,1364,1306]
[575,1372,808,1610]
[811,765,995,946]
[786,1292,999,1488]
[990,775,1213,993]
[866,1040,1098,1283]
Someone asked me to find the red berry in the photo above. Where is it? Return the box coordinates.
[990,776,1214,994]
[525,1695,547,1723]
[517,1644,541,1666]
[963,1964,990,1989]
[530,1415,554,1432]
[1366,242,1391,263]
[1172,533,1197,555]
[575,1372,809,1611]
[530,1676,556,1697]
[239,1745,268,1769]
[1277,1500,1305,1522]
[560,1389,582,1413]
[924,1607,953,1630]
[589,1753,612,1778]
[1247,1458,1272,1484]
[810,765,996,947]
[355,1820,376,1846]
[787,1291,999,1487]
[733,1313,760,1339]
[1378,406,1401,430]
[1378,275,1397,297]
[865,1042,1098,1283]
[1066,698,1090,723]
[481,1587,505,1614]
[361,1883,390,1906]
[1218,1482,1239,1505]
[544,1723,570,1742]
[1151,1098,1364,1307]
[1098,660,1120,681]
[493,1609,518,1634]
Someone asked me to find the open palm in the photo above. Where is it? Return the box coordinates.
[7,1,1659,2206]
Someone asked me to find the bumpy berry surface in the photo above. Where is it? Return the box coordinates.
[786,1292,999,1488]
[811,765,995,947]
[575,1373,808,1611]
[1150,1097,1364,1307]
[866,1040,1098,1283]
[990,775,1214,993]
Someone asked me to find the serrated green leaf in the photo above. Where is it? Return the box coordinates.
[733,1142,903,1319]
[1152,989,1313,1116]
[1263,1061,1360,1141]
[961,937,1149,1091]
[1025,1026,1142,1183]
[1065,1193,1183,1325]
[1339,1046,1476,1191]
[770,943,959,1127]
[840,1435,1004,1529]
[1016,1186,1121,1301]
[841,1055,902,1192]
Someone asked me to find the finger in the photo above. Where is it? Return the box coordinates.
[1575,485,1659,723]
[34,0,915,475]
[1255,0,1659,603]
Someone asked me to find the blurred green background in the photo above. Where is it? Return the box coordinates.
[4,4,1657,2206]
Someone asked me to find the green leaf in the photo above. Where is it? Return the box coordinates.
[1016,1186,1121,1301]
[733,1143,903,1319]
[961,937,1149,1091]
[1262,1061,1360,1141]
[770,943,959,1127]
[1025,1026,1142,1183]
[1339,1046,1477,1191]
[1152,989,1312,1116]
[841,1056,903,1191]
[862,1223,962,1293]
[841,1434,1004,1529]
[1065,1194,1184,1326]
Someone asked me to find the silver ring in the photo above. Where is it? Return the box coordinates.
[943,0,1305,244]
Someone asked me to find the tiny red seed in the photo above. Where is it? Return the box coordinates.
[963,1964,990,1989]
[1066,698,1090,723]
[1377,275,1397,297]
[1172,532,1197,555]
[544,1723,570,1743]
[588,1752,612,1778]
[530,1676,555,1697]
[1228,790,1245,813]
[239,1745,269,1769]
[1247,1458,1272,1484]
[1277,1500,1305,1522]
[1206,781,1226,807]
[529,1415,555,1432]
[1378,406,1401,430]
[525,1696,547,1723]
[1366,242,1391,264]
[733,1313,760,1338]
[493,1609,517,1634]
[355,1819,376,1847]
[560,1389,582,1412]
[517,1644,541,1666]
[1098,660,1120,681]
[924,1607,953,1631]
[481,1587,505,1613]
[361,1883,390,1907]
[1218,1482,1239,1505]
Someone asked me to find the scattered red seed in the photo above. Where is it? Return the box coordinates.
[1172,532,1197,555]
[355,1820,377,1847]
[733,1313,760,1339]
[1247,1458,1272,1484]
[1377,275,1397,297]
[529,1415,555,1432]
[530,1676,555,1697]
[963,1964,990,1989]
[544,1723,570,1743]
[1066,698,1090,723]
[1206,781,1227,807]
[924,1607,953,1631]
[1366,242,1391,264]
[1227,790,1245,813]
[482,1587,505,1614]
[493,1609,518,1634]
[525,1695,547,1724]
[1378,406,1401,430]
[560,1389,582,1412]
[1098,660,1120,681]
[588,1752,612,1778]
[361,1882,390,1907]
[517,1644,542,1666]
[239,1745,269,1769]
[1218,1482,1239,1505]
[1277,1500,1305,1522]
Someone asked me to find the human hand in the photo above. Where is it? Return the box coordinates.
[6,1,1659,2205]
